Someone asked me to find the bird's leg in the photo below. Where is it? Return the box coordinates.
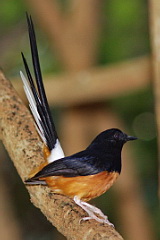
[74,196,114,226]
[79,201,107,218]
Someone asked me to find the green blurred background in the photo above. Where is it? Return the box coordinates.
[0,0,158,240]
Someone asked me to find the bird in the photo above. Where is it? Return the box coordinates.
[20,14,137,226]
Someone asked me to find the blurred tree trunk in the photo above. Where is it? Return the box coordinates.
[149,0,160,197]
[25,0,101,71]
[25,0,155,239]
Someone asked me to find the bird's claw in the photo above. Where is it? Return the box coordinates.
[80,216,114,227]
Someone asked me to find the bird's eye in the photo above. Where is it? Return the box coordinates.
[114,133,120,141]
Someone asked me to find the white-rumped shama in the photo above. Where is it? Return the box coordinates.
[20,14,137,226]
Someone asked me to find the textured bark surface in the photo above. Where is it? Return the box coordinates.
[0,72,123,239]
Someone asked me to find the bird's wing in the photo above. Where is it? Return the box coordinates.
[20,14,64,162]
[25,150,113,183]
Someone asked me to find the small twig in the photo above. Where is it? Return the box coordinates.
[0,72,123,239]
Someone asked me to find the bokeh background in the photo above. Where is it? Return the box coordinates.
[0,1,158,240]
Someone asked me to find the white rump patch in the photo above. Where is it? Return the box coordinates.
[47,139,65,163]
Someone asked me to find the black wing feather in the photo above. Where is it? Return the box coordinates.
[25,150,113,183]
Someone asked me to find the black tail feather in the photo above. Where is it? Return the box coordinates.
[21,13,58,150]
[25,178,47,185]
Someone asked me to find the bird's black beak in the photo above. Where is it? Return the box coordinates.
[126,135,137,141]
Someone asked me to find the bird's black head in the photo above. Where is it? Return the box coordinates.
[97,128,137,143]
[86,129,137,174]
[88,128,137,151]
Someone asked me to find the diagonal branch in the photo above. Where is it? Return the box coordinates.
[0,71,123,239]
[13,56,151,107]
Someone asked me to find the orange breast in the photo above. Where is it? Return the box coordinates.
[29,145,119,201]
[44,171,119,201]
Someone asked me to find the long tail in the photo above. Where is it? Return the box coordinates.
[20,13,64,163]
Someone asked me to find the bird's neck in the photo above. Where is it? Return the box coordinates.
[87,142,122,173]
[87,141,123,154]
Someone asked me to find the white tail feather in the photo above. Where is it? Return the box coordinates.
[20,71,65,163]
[20,71,47,144]
[34,123,47,144]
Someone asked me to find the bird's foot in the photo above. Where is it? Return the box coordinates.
[74,196,114,227]
[82,216,114,226]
